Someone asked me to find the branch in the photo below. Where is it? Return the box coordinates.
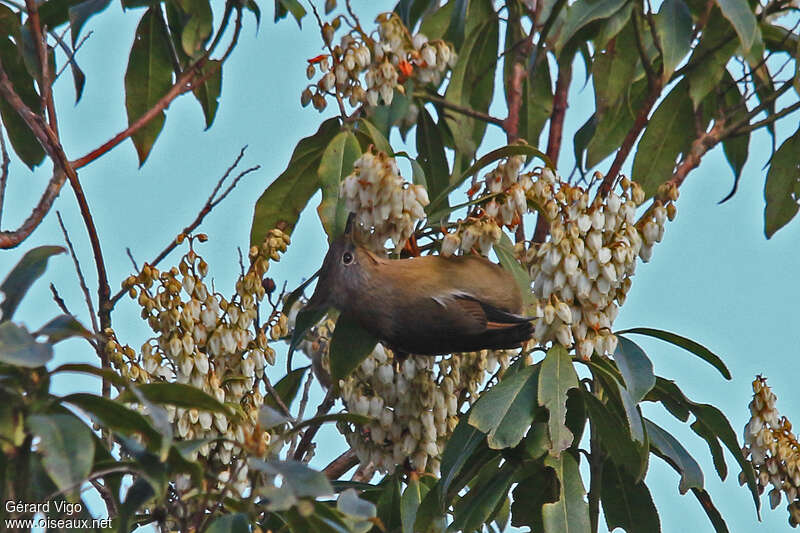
[729,98,800,135]
[108,147,259,308]
[0,128,9,228]
[24,0,58,133]
[533,63,572,243]
[56,211,99,334]
[323,450,359,480]
[504,63,526,142]
[292,390,336,462]
[416,91,506,128]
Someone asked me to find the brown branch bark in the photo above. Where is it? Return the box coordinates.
[293,390,336,462]
[504,61,526,142]
[415,91,506,128]
[323,450,359,480]
[24,0,58,134]
[0,128,9,228]
[533,64,572,243]
[56,211,99,334]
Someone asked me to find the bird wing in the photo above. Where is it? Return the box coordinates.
[429,291,530,332]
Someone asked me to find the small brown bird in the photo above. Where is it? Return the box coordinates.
[306,215,532,355]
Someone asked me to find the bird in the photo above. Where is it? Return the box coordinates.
[305,214,533,356]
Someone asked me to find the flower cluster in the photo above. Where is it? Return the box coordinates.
[302,12,455,112]
[441,155,530,257]
[341,148,429,250]
[338,345,514,476]
[518,170,677,359]
[107,231,290,495]
[742,376,800,526]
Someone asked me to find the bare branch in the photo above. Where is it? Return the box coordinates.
[56,211,99,334]
[415,91,506,127]
[0,128,9,228]
[50,283,71,315]
[293,389,336,462]
[323,450,359,480]
[24,0,58,133]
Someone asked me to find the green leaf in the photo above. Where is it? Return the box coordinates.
[686,17,739,109]
[276,0,306,27]
[259,405,290,429]
[645,418,704,493]
[206,513,250,533]
[601,457,661,533]
[118,477,155,533]
[764,126,800,238]
[632,81,693,199]
[62,392,160,444]
[538,344,579,454]
[286,306,327,362]
[469,365,539,449]
[50,362,128,388]
[1,246,65,322]
[27,414,95,498]
[450,463,515,533]
[443,4,498,158]
[416,107,449,204]
[120,382,230,414]
[521,58,554,146]
[613,336,655,404]
[317,131,362,238]
[583,391,646,480]
[718,72,749,201]
[444,0,467,49]
[589,357,645,444]
[248,458,333,498]
[593,2,633,49]
[691,488,731,533]
[494,232,533,309]
[592,21,638,115]
[586,78,648,168]
[177,0,213,56]
[68,0,111,47]
[715,0,759,53]
[655,0,692,83]
[419,1,454,40]
[511,461,559,530]
[357,118,392,154]
[0,321,53,367]
[542,453,591,533]
[192,59,222,129]
[250,118,341,246]
[35,314,92,343]
[402,475,429,533]
[555,0,628,56]
[124,7,174,165]
[329,313,378,383]
[615,327,731,379]
[574,115,596,173]
[440,414,488,496]
[265,365,310,411]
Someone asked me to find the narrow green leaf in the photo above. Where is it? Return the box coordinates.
[286,306,327,363]
[601,457,661,533]
[124,7,174,165]
[329,313,378,383]
[594,2,633,49]
[511,462,559,530]
[62,392,160,444]
[583,391,645,479]
[645,418,704,494]
[521,58,554,146]
[555,0,628,56]
[177,0,213,57]
[494,232,533,309]
[118,477,155,532]
[206,513,250,533]
[416,107,449,203]
[538,344,579,454]
[542,453,591,533]
[50,362,128,388]
[317,131,362,238]
[250,118,341,246]
[592,21,638,114]
[419,1,453,40]
[192,59,222,129]
[248,458,333,498]
[449,463,515,533]
[0,321,53,367]
[0,38,45,168]
[0,245,64,322]
[27,414,95,498]
[402,475,429,533]
[68,0,110,47]
[715,0,759,53]
[655,0,692,83]
[120,382,230,413]
[574,115,596,173]
[613,336,655,404]
[616,327,731,379]
[440,415,488,496]
[686,18,739,109]
[632,81,693,199]
[691,488,731,533]
[265,365,310,410]
[35,314,92,343]
[357,118,392,154]
[276,0,306,27]
[764,126,800,238]
[586,78,648,168]
[468,365,539,449]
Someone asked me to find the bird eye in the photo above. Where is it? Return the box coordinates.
[342,252,354,264]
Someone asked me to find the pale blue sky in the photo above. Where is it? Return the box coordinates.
[2,2,798,531]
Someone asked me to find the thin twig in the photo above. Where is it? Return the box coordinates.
[50,284,71,315]
[108,148,259,308]
[729,98,800,135]
[52,30,93,81]
[125,248,140,272]
[292,389,336,462]
[323,450,359,480]
[416,91,506,127]
[24,0,58,133]
[263,375,294,421]
[0,128,9,228]
[56,211,99,334]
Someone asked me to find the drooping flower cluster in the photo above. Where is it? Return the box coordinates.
[107,231,290,495]
[302,12,456,112]
[518,170,677,359]
[337,345,514,476]
[441,155,530,257]
[341,148,429,250]
[742,376,800,526]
